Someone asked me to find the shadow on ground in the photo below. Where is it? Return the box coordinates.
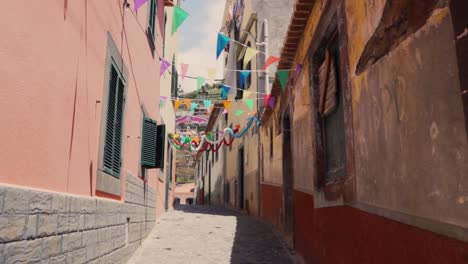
[174,205,294,264]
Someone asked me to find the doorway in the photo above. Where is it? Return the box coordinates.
[238,146,245,210]
[282,109,294,245]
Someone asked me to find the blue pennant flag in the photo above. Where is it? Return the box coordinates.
[190,103,199,112]
[221,85,231,99]
[239,71,251,88]
[217,33,230,59]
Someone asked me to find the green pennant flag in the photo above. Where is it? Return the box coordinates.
[197,77,205,91]
[276,70,290,91]
[172,6,189,35]
[245,99,254,110]
[236,110,244,116]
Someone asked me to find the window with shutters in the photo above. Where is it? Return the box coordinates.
[316,32,346,184]
[155,124,166,169]
[103,62,126,178]
[141,117,158,168]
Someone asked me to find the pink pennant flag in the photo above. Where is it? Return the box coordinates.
[263,94,271,107]
[160,59,171,76]
[222,109,228,115]
[134,0,148,11]
[181,63,189,80]
[269,96,276,109]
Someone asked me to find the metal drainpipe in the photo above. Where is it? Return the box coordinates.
[257,19,269,217]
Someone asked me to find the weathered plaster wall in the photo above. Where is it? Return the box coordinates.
[348,5,468,229]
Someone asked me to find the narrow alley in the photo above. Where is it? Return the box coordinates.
[128,205,294,264]
[0,0,467,263]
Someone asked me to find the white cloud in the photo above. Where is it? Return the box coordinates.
[178,0,226,94]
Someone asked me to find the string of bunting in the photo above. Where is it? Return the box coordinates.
[168,116,260,153]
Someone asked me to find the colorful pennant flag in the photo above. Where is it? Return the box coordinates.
[190,103,199,112]
[277,70,290,91]
[261,56,280,71]
[223,101,232,112]
[160,59,171,76]
[181,63,189,80]
[248,111,256,116]
[203,100,212,110]
[217,33,231,59]
[239,71,251,88]
[172,6,189,35]
[245,99,254,110]
[208,68,217,80]
[269,96,276,109]
[264,94,271,107]
[134,0,148,11]
[243,48,259,68]
[174,100,182,111]
[197,77,205,91]
[243,90,252,98]
[222,109,228,115]
[236,110,244,116]
[182,99,192,109]
[292,64,302,80]
[221,85,231,99]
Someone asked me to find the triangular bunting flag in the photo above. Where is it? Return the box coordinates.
[181,63,189,80]
[221,85,231,99]
[263,94,271,107]
[208,68,217,80]
[236,110,244,116]
[276,70,290,91]
[217,33,231,59]
[203,100,212,110]
[182,99,191,109]
[222,109,228,115]
[239,71,251,88]
[197,77,205,91]
[261,56,280,71]
[292,64,302,80]
[134,0,148,11]
[190,103,199,112]
[172,6,189,35]
[209,105,214,113]
[245,99,254,110]
[269,96,276,109]
[248,111,256,116]
[223,101,232,112]
[160,59,171,76]
[174,100,181,111]
[243,90,252,98]
[243,47,259,68]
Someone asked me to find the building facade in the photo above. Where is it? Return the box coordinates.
[0,0,175,262]
[259,0,468,263]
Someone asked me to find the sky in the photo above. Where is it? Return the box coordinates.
[177,0,227,94]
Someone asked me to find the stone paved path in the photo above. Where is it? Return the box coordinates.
[127,205,295,264]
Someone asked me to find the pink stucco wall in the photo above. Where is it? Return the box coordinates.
[0,1,165,198]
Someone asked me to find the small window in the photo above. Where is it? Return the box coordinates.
[103,62,126,178]
[141,117,158,168]
[146,0,158,51]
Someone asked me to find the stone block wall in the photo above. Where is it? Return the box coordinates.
[0,175,156,264]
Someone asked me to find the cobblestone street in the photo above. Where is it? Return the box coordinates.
[127,205,295,264]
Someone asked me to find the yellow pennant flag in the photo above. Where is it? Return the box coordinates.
[243,90,252,98]
[243,47,259,68]
[183,99,192,109]
[174,100,181,111]
[208,68,217,80]
[223,100,232,112]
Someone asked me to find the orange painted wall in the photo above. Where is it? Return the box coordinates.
[0,1,164,197]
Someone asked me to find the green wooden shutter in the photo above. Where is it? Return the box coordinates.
[155,124,166,168]
[141,118,158,168]
[147,0,157,40]
[103,64,126,177]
